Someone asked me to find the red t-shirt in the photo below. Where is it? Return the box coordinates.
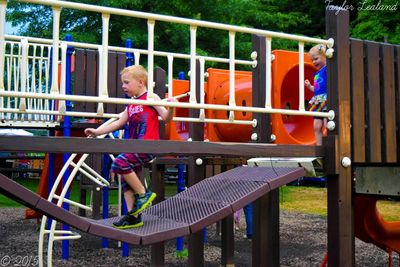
[126,92,159,140]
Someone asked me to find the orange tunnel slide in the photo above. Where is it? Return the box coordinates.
[166,50,317,144]
[354,194,400,254]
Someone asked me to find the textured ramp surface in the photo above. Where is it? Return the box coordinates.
[145,197,232,233]
[92,214,189,245]
[0,166,304,245]
[176,178,269,211]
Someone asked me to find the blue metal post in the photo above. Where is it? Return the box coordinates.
[243,203,253,238]
[125,39,134,67]
[175,71,189,258]
[101,155,111,248]
[47,131,55,230]
[176,164,185,255]
[62,34,74,260]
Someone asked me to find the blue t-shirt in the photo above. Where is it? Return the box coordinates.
[313,66,327,96]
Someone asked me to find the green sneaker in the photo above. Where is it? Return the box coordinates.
[112,214,143,229]
[128,191,157,216]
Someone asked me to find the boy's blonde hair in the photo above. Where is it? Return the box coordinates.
[120,65,148,84]
[309,44,326,56]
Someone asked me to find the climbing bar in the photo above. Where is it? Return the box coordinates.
[0,91,334,119]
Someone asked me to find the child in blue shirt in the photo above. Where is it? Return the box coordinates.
[305,44,327,146]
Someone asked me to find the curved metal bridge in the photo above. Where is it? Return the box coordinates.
[0,166,304,245]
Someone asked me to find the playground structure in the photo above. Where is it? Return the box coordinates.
[0,1,399,267]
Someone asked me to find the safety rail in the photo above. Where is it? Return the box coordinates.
[1,39,54,126]
[0,0,334,131]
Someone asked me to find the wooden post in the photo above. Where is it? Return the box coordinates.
[151,67,167,266]
[187,60,205,267]
[154,67,167,139]
[325,8,353,267]
[251,34,277,267]
[151,162,165,266]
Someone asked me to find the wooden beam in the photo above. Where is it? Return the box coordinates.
[0,136,325,157]
[326,7,354,267]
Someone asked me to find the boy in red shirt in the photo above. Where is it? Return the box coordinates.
[85,65,175,228]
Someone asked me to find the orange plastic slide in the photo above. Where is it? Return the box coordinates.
[354,194,400,253]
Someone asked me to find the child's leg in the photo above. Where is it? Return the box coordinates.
[234,210,241,223]
[123,189,135,211]
[121,171,146,195]
[234,210,241,230]
[314,118,324,146]
[112,153,156,216]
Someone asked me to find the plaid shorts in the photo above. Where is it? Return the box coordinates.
[111,153,154,191]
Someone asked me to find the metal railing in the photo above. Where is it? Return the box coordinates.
[0,0,334,130]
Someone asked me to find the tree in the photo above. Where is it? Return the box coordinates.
[10,0,399,73]
[350,0,399,44]
[6,0,327,72]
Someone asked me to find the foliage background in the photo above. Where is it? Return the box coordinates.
[5,0,400,72]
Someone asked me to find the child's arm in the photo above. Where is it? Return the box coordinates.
[84,110,128,137]
[305,79,314,92]
[153,94,176,122]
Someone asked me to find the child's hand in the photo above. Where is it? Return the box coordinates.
[304,80,313,91]
[84,128,98,137]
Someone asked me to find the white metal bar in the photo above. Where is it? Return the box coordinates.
[228,31,236,121]
[16,0,329,45]
[0,91,333,118]
[189,25,197,103]
[13,44,21,120]
[167,55,173,97]
[176,117,256,126]
[4,56,10,120]
[265,37,272,109]
[0,107,256,125]
[100,13,110,98]
[5,36,254,66]
[53,194,92,211]
[53,235,82,241]
[50,6,61,94]
[199,57,205,120]
[0,107,120,118]
[58,42,67,115]
[69,161,106,187]
[0,120,59,127]
[298,42,305,111]
[19,38,28,112]
[133,51,140,65]
[77,161,110,186]
[44,230,79,235]
[0,0,6,93]
[96,45,104,116]
[30,44,37,121]
[44,46,51,120]
[147,20,155,99]
[96,13,110,117]
[38,45,44,120]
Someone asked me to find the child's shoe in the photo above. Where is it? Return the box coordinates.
[113,214,143,229]
[128,191,157,216]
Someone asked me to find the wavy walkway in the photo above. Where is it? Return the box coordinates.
[0,166,304,245]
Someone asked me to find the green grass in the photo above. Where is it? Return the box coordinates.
[280,186,327,216]
[279,185,400,221]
